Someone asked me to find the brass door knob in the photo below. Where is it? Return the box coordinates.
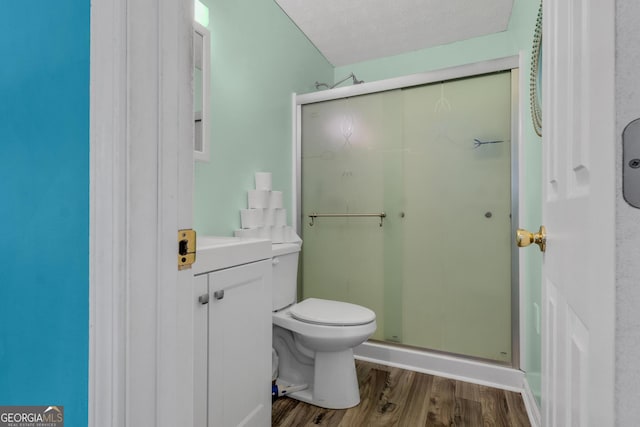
[516,226,546,252]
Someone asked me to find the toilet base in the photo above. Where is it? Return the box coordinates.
[283,349,360,410]
[273,325,363,409]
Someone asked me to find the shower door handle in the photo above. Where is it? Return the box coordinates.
[516,226,546,253]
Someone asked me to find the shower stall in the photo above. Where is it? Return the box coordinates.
[294,58,519,366]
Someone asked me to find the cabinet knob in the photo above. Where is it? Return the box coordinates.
[198,294,209,305]
[213,290,225,300]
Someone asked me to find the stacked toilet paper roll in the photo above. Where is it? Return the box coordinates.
[254,172,272,191]
[247,190,283,209]
[235,172,300,244]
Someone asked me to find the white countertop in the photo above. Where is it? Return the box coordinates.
[192,235,272,275]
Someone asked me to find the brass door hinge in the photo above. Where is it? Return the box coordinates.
[178,229,196,270]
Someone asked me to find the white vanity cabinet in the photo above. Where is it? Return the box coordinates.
[193,237,272,427]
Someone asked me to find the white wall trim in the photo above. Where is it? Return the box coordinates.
[522,376,542,427]
[355,341,525,392]
[291,93,300,233]
[90,0,194,426]
[517,50,528,373]
[193,21,211,163]
[89,0,127,423]
[510,65,522,370]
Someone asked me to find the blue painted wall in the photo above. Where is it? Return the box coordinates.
[0,2,90,426]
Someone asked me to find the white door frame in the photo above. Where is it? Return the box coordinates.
[89,0,195,425]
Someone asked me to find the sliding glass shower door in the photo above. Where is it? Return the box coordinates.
[300,71,514,363]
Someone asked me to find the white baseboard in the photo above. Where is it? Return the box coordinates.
[522,375,541,427]
[355,341,525,392]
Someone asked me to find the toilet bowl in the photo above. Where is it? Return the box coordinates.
[271,243,377,409]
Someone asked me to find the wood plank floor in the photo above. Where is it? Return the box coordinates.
[272,360,531,427]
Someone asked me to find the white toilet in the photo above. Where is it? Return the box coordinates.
[271,242,377,409]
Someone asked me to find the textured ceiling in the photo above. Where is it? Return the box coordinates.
[275,0,514,67]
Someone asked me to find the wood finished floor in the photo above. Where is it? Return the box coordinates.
[272,360,531,427]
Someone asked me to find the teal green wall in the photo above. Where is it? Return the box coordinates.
[335,0,542,401]
[0,1,90,425]
[193,0,333,235]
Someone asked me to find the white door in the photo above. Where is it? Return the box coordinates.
[540,0,615,425]
[90,0,195,425]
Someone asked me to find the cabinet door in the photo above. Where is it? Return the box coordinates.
[208,259,272,427]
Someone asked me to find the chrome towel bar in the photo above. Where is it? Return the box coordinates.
[308,212,386,227]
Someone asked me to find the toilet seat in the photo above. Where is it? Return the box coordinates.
[289,298,376,326]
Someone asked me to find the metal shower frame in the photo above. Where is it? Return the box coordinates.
[290,56,523,369]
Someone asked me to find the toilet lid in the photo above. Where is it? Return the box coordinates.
[290,298,376,326]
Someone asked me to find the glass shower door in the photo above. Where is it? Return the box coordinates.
[300,71,513,363]
[400,73,512,362]
[300,90,403,342]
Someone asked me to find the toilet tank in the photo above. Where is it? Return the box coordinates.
[272,243,301,311]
